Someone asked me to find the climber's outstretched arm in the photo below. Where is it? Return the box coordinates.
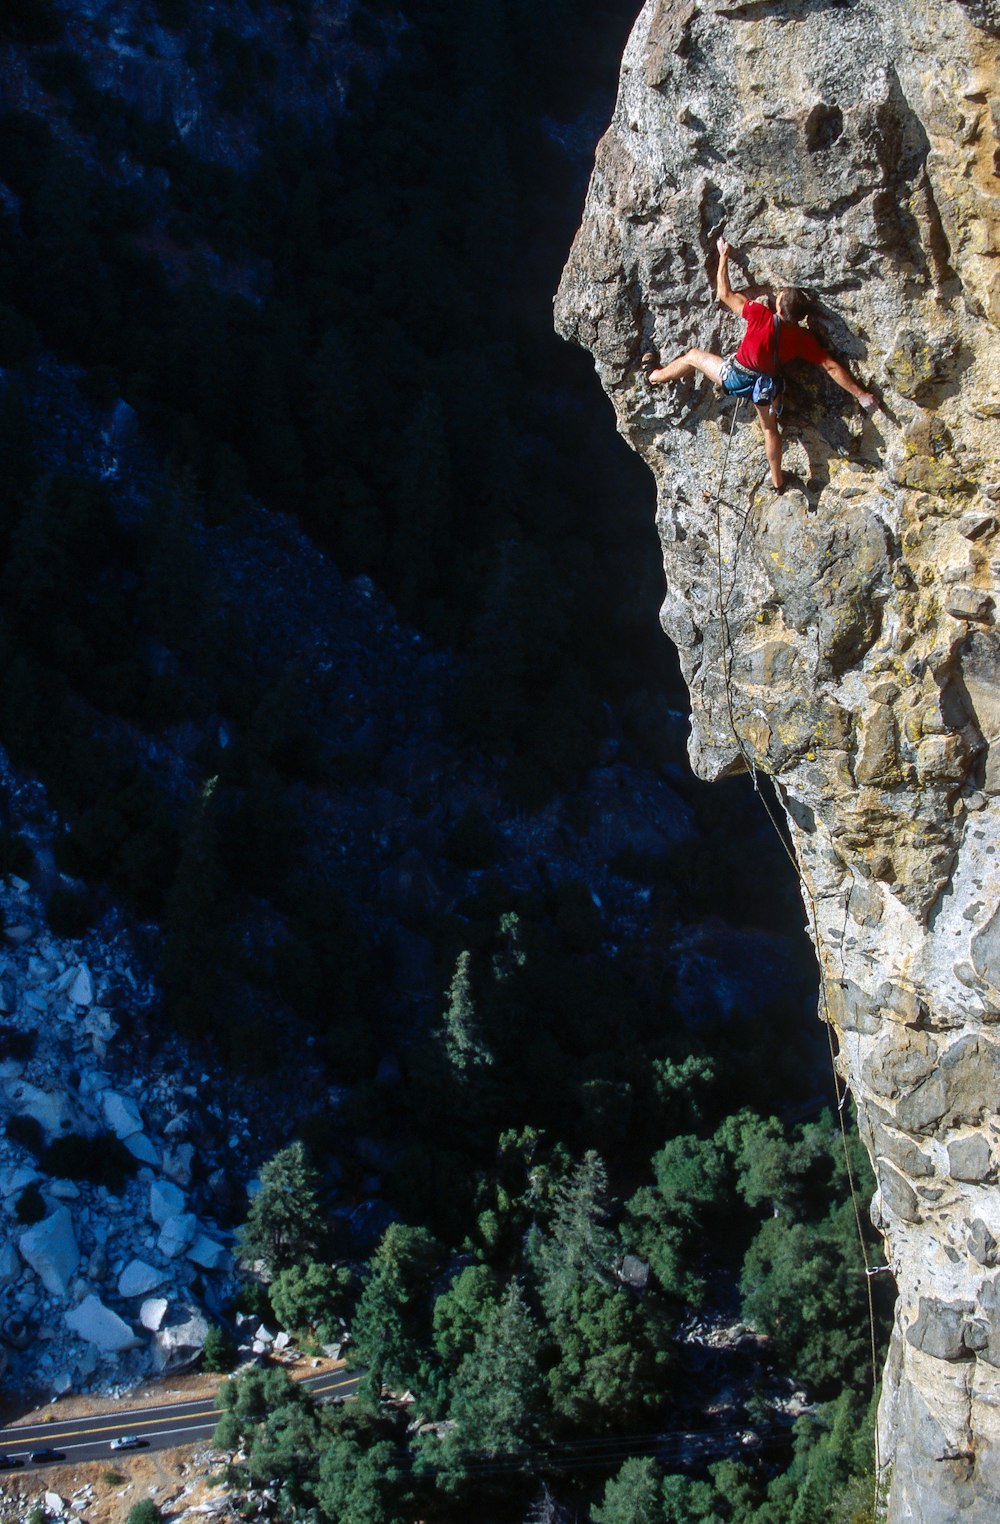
[715,237,747,317]
[821,354,877,412]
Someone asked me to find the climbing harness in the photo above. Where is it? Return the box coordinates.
[708,396,885,1515]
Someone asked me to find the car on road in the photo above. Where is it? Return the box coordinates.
[109,1435,144,1451]
[30,1448,65,1464]
[0,1455,24,1470]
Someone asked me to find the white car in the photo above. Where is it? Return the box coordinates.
[109,1435,143,1451]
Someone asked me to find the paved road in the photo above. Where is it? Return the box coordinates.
[0,1367,360,1473]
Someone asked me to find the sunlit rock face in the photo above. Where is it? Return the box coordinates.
[556,2,1000,1519]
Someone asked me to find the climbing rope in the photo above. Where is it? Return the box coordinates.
[707,399,885,1513]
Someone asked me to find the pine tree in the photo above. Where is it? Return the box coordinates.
[441,950,492,1076]
[236,1141,325,1279]
[445,1281,545,1460]
[533,1149,617,1319]
[523,1483,572,1524]
[592,1457,667,1524]
[350,1224,440,1395]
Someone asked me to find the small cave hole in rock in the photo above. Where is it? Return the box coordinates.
[805,102,844,153]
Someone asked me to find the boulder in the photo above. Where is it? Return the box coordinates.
[118,1259,169,1298]
[65,1294,140,1353]
[0,1241,21,1283]
[5,1080,73,1139]
[161,1142,195,1185]
[100,1089,143,1139]
[186,1234,231,1273]
[68,964,93,1006]
[124,1132,160,1168]
[19,1207,79,1298]
[150,1178,186,1225]
[157,1212,198,1259]
[0,1164,40,1198]
[139,1296,169,1332]
[152,1304,209,1372]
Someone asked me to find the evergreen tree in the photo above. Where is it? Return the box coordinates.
[269,1259,352,1342]
[443,1281,546,1461]
[432,1263,499,1374]
[350,1224,441,1394]
[547,1280,670,1429]
[236,1141,325,1279]
[315,1408,412,1524]
[593,1457,667,1524]
[523,1483,572,1524]
[532,1149,617,1319]
[441,950,492,1076]
[625,1135,728,1303]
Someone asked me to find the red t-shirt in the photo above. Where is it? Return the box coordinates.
[734,300,827,373]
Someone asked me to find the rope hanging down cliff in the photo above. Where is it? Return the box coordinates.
[706,400,886,1511]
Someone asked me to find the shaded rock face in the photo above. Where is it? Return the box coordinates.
[556,2,1000,1520]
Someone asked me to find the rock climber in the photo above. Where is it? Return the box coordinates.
[643,236,878,493]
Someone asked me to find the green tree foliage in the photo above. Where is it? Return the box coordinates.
[314,1407,413,1524]
[531,1149,617,1319]
[441,949,493,1077]
[350,1224,441,1394]
[269,1259,353,1342]
[201,1323,237,1373]
[593,1457,667,1524]
[214,1365,320,1501]
[431,1263,500,1375]
[441,1281,546,1461]
[740,1200,875,1395]
[236,1141,325,1279]
[625,1135,728,1302]
[546,1280,670,1430]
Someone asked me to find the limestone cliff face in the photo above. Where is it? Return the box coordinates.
[556,2,1000,1518]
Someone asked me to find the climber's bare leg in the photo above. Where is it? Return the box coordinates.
[647,348,725,385]
[755,401,784,490]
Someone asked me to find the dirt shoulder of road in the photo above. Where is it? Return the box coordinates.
[0,1356,346,1522]
[0,1441,226,1523]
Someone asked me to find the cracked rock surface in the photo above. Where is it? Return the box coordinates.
[556,1,1000,1519]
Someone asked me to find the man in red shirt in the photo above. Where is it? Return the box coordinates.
[644,237,877,493]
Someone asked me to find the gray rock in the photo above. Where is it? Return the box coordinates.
[905,1298,973,1361]
[152,1304,209,1372]
[161,1142,195,1186]
[186,1234,231,1273]
[124,1132,160,1168]
[117,1259,169,1298]
[157,1212,197,1259]
[0,1241,21,1283]
[65,1294,140,1353]
[139,1296,169,1332]
[68,964,93,1006]
[19,1208,79,1298]
[948,1135,994,1183]
[150,1179,186,1225]
[100,1089,143,1139]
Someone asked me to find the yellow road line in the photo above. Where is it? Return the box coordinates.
[1,1372,358,1448]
